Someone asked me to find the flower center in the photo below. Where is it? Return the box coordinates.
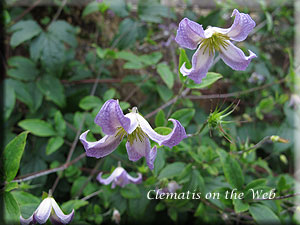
[199,33,230,56]
[115,126,147,145]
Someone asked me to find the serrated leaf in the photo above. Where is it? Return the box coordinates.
[3,131,29,182]
[18,119,56,137]
[46,136,64,155]
[9,20,42,47]
[48,20,77,47]
[157,63,174,89]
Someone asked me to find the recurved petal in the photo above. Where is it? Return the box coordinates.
[219,41,256,71]
[94,99,131,135]
[180,44,215,84]
[127,172,143,184]
[137,114,187,148]
[79,130,122,158]
[124,111,139,134]
[50,198,74,224]
[175,18,205,49]
[20,215,34,225]
[216,9,255,42]
[97,167,125,185]
[33,197,52,224]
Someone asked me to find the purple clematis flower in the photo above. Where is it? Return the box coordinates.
[157,181,182,194]
[80,99,187,170]
[20,197,74,225]
[97,166,142,188]
[175,9,257,84]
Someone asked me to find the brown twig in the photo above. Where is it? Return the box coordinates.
[61,78,122,85]
[9,0,42,25]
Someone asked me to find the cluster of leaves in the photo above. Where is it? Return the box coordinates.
[2,0,297,224]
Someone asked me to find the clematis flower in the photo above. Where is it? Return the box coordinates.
[157,181,182,194]
[175,9,257,83]
[97,166,142,188]
[20,196,74,225]
[112,209,121,224]
[80,99,187,170]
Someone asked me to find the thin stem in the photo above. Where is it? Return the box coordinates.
[51,0,68,23]
[234,136,271,155]
[80,190,103,201]
[186,121,208,138]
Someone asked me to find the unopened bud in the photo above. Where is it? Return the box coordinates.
[270,135,289,143]
[112,209,121,224]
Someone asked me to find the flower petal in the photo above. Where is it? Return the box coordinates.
[219,41,256,71]
[20,215,34,225]
[79,130,122,158]
[124,111,139,134]
[180,44,215,84]
[51,198,74,224]
[175,18,205,49]
[215,9,255,42]
[126,136,157,170]
[137,115,187,148]
[97,167,125,186]
[33,197,52,224]
[94,99,131,135]
[127,172,143,184]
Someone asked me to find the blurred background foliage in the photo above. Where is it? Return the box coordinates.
[2,0,298,224]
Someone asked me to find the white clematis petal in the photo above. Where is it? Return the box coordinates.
[50,198,74,224]
[33,197,52,224]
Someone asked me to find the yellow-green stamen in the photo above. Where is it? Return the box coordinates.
[115,126,147,145]
[199,33,230,56]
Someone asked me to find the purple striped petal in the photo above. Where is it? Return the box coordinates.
[94,99,131,135]
[215,9,255,42]
[20,215,34,225]
[127,172,142,184]
[126,136,157,170]
[175,18,205,49]
[33,198,52,224]
[79,130,122,158]
[50,198,74,224]
[97,167,125,186]
[137,115,187,148]
[219,41,257,71]
[180,44,215,84]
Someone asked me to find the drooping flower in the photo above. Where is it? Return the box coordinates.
[97,166,142,188]
[20,196,74,225]
[80,99,187,170]
[175,9,257,84]
[157,181,182,194]
[112,209,121,224]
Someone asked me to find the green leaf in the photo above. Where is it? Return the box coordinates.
[186,72,223,89]
[7,56,39,81]
[157,85,173,102]
[249,204,280,225]
[156,63,174,89]
[18,119,56,137]
[153,150,165,176]
[37,75,66,107]
[82,1,100,17]
[5,183,18,192]
[233,199,249,213]
[103,88,116,101]
[61,200,89,213]
[4,81,15,120]
[4,192,20,223]
[54,111,66,137]
[30,32,65,74]
[120,101,130,110]
[184,169,205,192]
[11,191,40,219]
[104,0,129,17]
[46,136,64,155]
[170,108,195,127]
[158,162,186,179]
[71,177,88,197]
[138,0,172,23]
[217,149,244,190]
[48,20,77,48]
[245,179,267,190]
[120,183,141,199]
[140,52,163,66]
[3,131,29,182]
[79,96,102,110]
[178,48,191,82]
[154,127,172,135]
[9,20,42,47]
[155,110,166,127]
